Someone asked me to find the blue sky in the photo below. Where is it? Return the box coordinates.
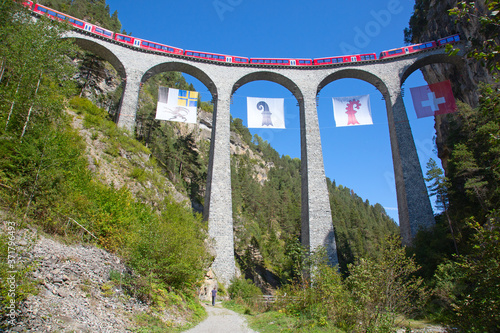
[105,0,442,223]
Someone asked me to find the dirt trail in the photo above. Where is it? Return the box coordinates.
[184,303,258,333]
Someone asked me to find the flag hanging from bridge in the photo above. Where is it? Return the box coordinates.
[156,87,198,124]
[332,95,373,127]
[247,97,285,129]
[410,80,457,118]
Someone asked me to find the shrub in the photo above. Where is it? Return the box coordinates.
[228,277,263,300]
[347,235,428,332]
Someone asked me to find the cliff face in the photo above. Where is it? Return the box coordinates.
[407,0,495,169]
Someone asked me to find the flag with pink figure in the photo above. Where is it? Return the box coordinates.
[333,95,373,127]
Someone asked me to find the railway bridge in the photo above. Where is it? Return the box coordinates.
[65,29,466,285]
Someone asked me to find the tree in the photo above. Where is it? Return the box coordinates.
[347,236,428,331]
[425,158,459,254]
[448,0,500,76]
[0,2,77,139]
[434,217,500,332]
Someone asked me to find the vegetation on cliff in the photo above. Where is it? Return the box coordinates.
[405,1,500,331]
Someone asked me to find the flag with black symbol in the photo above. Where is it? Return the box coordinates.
[333,95,373,127]
[156,87,198,124]
[247,97,285,129]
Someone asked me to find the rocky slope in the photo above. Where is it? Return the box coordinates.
[1,224,149,332]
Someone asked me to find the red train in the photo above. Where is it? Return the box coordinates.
[114,33,183,55]
[19,1,460,67]
[437,34,461,46]
[314,53,376,65]
[249,58,312,66]
[185,50,249,64]
[379,41,437,59]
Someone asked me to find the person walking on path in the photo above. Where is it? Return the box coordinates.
[211,287,217,306]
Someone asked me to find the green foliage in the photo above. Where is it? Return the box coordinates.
[347,236,428,332]
[433,217,500,332]
[327,178,399,275]
[448,0,500,77]
[228,277,263,300]
[135,72,207,204]
[127,198,211,290]
[37,0,122,32]
[0,0,77,139]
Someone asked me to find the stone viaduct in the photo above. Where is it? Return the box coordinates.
[65,30,466,285]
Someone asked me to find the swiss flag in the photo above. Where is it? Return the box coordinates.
[409,80,457,118]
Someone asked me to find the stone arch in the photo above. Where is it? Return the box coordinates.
[232,71,304,101]
[401,53,465,85]
[141,62,218,98]
[64,36,126,79]
[317,68,389,99]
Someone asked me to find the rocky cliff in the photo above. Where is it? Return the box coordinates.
[407,0,497,168]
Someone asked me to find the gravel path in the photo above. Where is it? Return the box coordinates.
[184,303,258,333]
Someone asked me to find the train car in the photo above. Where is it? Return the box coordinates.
[139,38,183,55]
[21,0,33,9]
[437,34,460,46]
[379,41,437,59]
[114,34,183,55]
[184,50,248,63]
[313,53,376,65]
[114,33,138,47]
[227,56,249,64]
[249,58,312,66]
[32,3,113,39]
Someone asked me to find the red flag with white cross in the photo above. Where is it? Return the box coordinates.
[409,80,457,118]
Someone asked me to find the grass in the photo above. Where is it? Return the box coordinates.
[222,301,343,333]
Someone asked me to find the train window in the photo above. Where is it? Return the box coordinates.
[426,43,434,47]
[186,52,193,55]
[56,13,66,20]
[68,18,83,27]
[38,7,47,13]
[48,10,56,16]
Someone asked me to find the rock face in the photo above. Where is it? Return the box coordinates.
[408,0,496,169]
[2,225,149,332]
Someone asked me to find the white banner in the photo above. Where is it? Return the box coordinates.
[333,95,373,127]
[247,97,285,129]
[156,87,198,124]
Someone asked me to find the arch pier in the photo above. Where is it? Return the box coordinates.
[65,30,465,285]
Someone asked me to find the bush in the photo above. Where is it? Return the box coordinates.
[228,277,263,300]
[433,218,500,332]
[347,235,428,332]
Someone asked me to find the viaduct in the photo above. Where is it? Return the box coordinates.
[65,29,466,285]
